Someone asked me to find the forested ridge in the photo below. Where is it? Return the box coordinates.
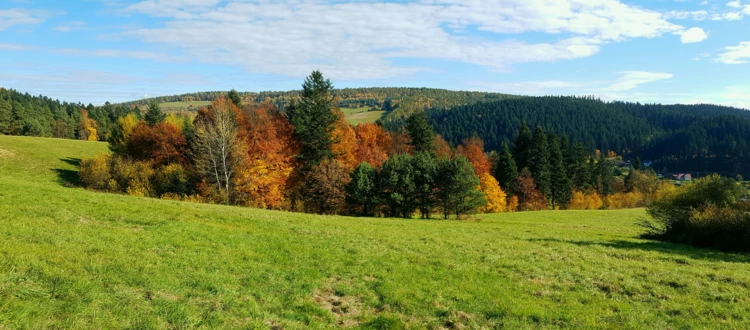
[429,97,750,176]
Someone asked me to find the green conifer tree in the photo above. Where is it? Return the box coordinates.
[286,70,339,169]
[406,112,435,153]
[145,100,166,126]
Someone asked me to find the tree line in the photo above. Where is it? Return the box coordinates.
[78,72,507,218]
[75,71,677,218]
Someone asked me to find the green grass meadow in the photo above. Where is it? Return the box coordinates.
[2,135,750,329]
[159,101,212,112]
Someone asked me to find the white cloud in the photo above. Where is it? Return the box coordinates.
[0,43,37,51]
[120,0,686,80]
[467,71,673,96]
[680,27,708,43]
[716,41,750,64]
[55,21,85,32]
[604,71,674,92]
[56,48,182,62]
[711,10,744,20]
[727,0,742,8]
[664,10,709,20]
[744,5,750,14]
[0,9,54,31]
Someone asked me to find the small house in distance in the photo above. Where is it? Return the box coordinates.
[672,173,692,181]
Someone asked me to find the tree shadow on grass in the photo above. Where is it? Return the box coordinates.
[55,157,81,187]
[526,237,750,264]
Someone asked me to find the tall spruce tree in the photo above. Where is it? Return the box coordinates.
[570,143,591,190]
[513,122,533,171]
[227,89,243,108]
[597,153,614,195]
[0,99,10,134]
[633,157,644,170]
[379,154,418,218]
[530,126,551,198]
[495,143,519,195]
[548,135,573,208]
[346,162,379,216]
[412,152,438,219]
[145,100,166,126]
[435,156,485,219]
[406,112,435,153]
[286,70,339,168]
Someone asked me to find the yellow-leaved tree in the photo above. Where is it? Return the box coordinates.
[479,173,507,213]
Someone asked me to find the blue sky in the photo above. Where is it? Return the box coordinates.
[1,0,749,107]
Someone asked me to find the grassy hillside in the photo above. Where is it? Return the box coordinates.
[2,136,750,329]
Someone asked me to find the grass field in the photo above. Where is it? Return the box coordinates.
[2,135,750,329]
[346,111,387,125]
[158,101,211,112]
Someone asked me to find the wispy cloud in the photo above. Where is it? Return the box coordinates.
[715,41,750,64]
[118,0,687,80]
[0,9,60,31]
[55,21,85,32]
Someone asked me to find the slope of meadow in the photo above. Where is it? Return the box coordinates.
[1,135,750,329]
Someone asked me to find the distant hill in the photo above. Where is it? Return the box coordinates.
[118,87,521,126]
[428,96,750,176]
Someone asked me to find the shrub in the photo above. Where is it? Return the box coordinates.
[110,156,154,197]
[644,174,749,252]
[154,163,191,197]
[79,154,111,190]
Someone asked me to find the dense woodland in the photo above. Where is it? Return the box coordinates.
[429,98,750,176]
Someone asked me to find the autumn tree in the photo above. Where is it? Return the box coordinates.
[286,70,338,168]
[331,112,358,170]
[516,168,547,211]
[233,103,299,209]
[145,100,166,126]
[479,173,507,213]
[495,143,518,195]
[108,113,139,155]
[406,112,435,153]
[433,134,452,159]
[78,109,98,141]
[354,123,392,168]
[301,160,351,215]
[435,156,485,219]
[457,137,491,177]
[193,97,245,203]
[388,130,413,155]
[346,162,379,216]
[125,121,187,166]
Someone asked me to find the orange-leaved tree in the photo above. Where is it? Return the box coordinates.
[331,112,358,170]
[234,102,300,209]
[126,121,187,166]
[457,137,491,177]
[353,123,392,168]
[433,134,452,159]
[516,168,547,211]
